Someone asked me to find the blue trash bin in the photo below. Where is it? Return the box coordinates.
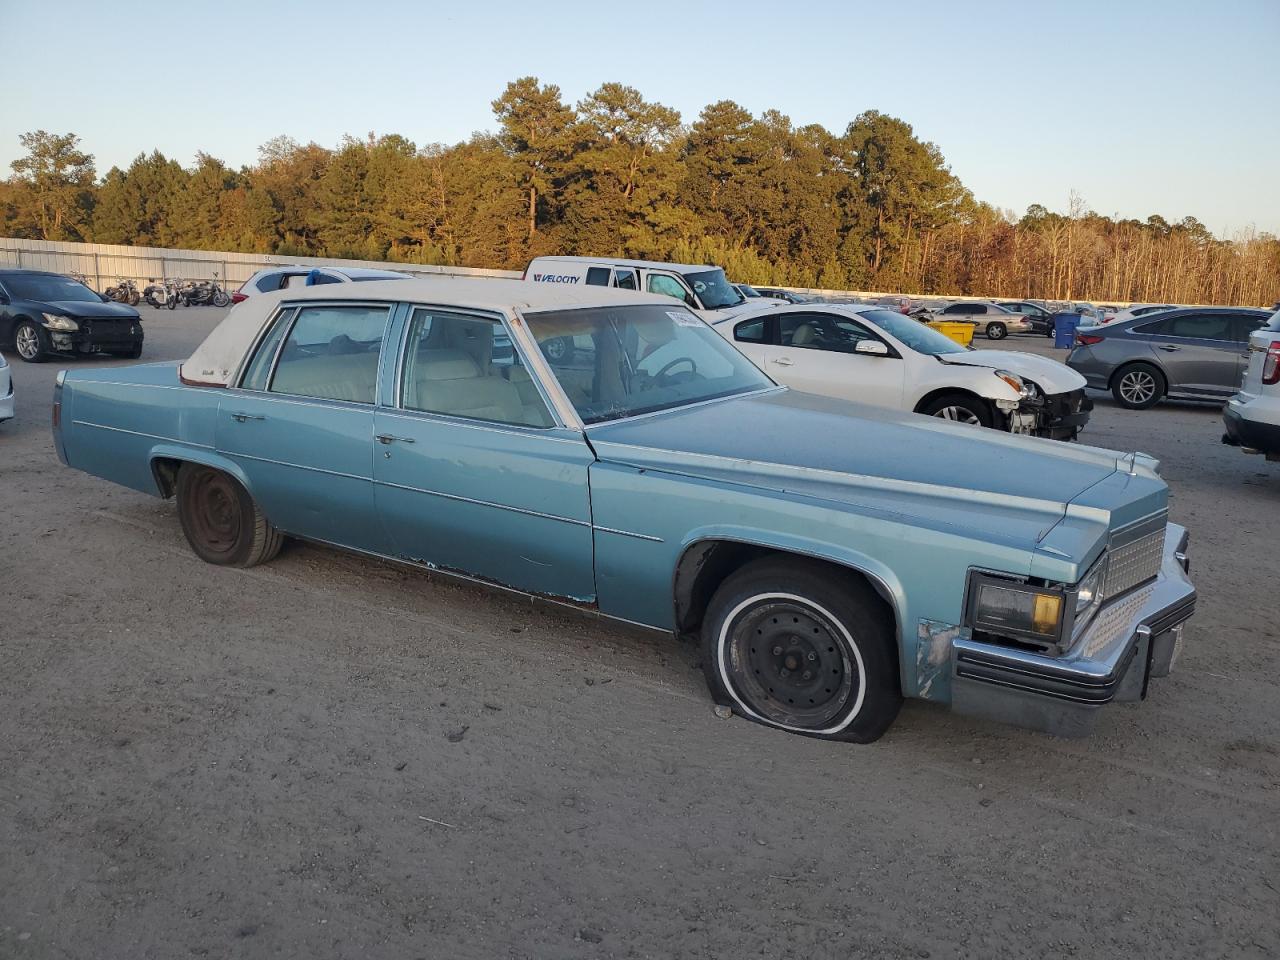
[1053,313,1081,349]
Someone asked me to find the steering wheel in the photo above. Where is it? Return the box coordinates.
[653,356,697,385]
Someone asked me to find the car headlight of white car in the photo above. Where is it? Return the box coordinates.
[993,369,1037,401]
[41,313,80,332]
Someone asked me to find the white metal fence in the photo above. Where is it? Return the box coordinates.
[0,237,1135,309]
[0,238,521,292]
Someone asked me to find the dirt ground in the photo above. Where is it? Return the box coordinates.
[1,308,1277,960]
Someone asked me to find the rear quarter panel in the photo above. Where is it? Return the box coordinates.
[60,362,221,495]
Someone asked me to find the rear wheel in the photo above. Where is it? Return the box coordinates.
[1112,363,1165,409]
[918,392,994,428]
[986,321,1008,340]
[700,558,901,743]
[175,463,283,567]
[13,320,46,362]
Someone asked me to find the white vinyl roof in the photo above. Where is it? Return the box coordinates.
[181,276,681,386]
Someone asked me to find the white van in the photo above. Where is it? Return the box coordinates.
[522,256,754,318]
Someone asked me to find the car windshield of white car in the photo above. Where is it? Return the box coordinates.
[525,304,774,424]
[858,309,967,356]
[685,269,744,309]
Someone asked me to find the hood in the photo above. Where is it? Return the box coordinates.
[587,388,1162,559]
[936,349,1086,394]
[39,299,141,320]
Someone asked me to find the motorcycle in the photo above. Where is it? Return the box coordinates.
[103,277,141,306]
[180,272,232,308]
[142,278,180,310]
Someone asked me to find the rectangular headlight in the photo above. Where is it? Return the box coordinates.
[966,574,1066,645]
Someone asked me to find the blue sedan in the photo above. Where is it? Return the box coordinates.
[53,278,1196,742]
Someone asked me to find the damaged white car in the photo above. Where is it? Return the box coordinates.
[712,304,1092,439]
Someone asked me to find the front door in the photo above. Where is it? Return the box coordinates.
[216,301,391,554]
[772,311,906,407]
[372,306,597,602]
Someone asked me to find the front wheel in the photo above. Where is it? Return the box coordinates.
[175,463,284,567]
[212,290,230,307]
[13,320,47,362]
[918,392,994,428]
[701,558,902,743]
[167,295,177,310]
[986,321,1008,340]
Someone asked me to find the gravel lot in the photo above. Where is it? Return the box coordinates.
[2,308,1277,960]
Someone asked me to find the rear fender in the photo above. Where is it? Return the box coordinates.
[148,443,255,500]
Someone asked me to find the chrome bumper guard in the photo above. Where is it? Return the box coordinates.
[950,523,1194,738]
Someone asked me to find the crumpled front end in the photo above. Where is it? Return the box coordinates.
[1003,387,1094,441]
[949,522,1194,737]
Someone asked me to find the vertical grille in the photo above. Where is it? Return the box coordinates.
[1104,527,1165,597]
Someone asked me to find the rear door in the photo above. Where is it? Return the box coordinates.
[1143,312,1240,396]
[216,301,390,553]
[371,305,597,601]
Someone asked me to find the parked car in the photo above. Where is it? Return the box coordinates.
[524,256,758,318]
[1102,304,1175,326]
[1222,311,1280,461]
[933,302,1031,340]
[232,266,413,303]
[0,269,144,362]
[733,283,788,306]
[1067,306,1273,409]
[0,351,12,423]
[53,278,1196,742]
[753,287,810,304]
[712,304,1091,439]
[995,301,1058,336]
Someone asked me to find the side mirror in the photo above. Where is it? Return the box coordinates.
[855,340,890,356]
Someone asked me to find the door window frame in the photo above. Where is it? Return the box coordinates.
[1138,311,1236,344]
[778,310,899,358]
[230,299,394,408]
[390,302,564,432]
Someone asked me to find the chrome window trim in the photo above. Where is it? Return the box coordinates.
[377,407,584,444]
[395,303,565,430]
[231,304,293,388]
[509,306,585,431]
[580,385,786,430]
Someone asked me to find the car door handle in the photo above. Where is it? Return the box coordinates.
[375,434,415,444]
[1158,345,1181,352]
[772,357,794,366]
[229,412,265,422]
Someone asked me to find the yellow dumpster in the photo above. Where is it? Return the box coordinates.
[927,320,975,347]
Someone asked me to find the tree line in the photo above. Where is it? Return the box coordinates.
[2,77,1276,306]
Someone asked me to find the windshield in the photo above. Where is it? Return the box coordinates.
[738,284,762,298]
[525,304,774,424]
[685,268,744,309]
[6,273,102,303]
[857,309,967,356]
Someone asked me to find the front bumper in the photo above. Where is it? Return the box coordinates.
[46,318,143,355]
[1008,388,1093,440]
[949,523,1194,737]
[1223,401,1280,459]
[0,368,12,422]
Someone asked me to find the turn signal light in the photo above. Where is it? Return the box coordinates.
[1263,343,1280,385]
[1076,333,1103,345]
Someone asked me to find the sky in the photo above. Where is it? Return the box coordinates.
[2,0,1277,237]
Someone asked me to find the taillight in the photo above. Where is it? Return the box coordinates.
[1263,342,1280,385]
[231,292,247,304]
[1076,333,1103,346]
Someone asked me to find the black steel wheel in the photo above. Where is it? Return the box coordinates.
[701,557,901,742]
[175,463,283,567]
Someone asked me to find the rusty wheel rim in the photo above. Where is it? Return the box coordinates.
[188,472,241,557]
